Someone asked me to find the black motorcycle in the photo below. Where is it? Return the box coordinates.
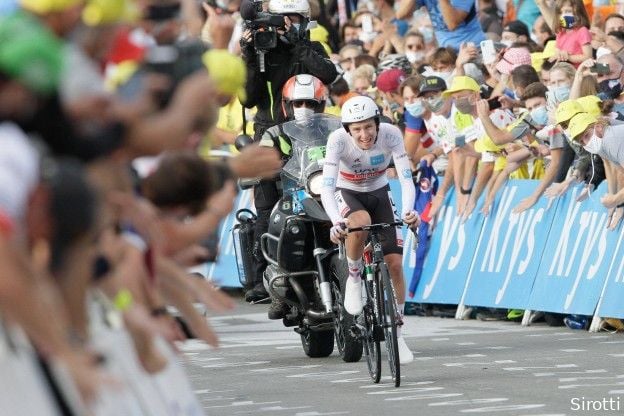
[258,114,362,361]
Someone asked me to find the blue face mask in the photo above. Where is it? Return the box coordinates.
[550,85,571,103]
[560,14,575,29]
[613,102,624,116]
[405,100,425,117]
[530,105,549,126]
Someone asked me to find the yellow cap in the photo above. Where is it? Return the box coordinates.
[442,76,480,98]
[202,49,247,102]
[576,95,601,117]
[568,112,597,140]
[555,99,583,124]
[82,0,138,26]
[20,0,82,14]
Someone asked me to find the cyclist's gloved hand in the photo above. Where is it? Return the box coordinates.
[330,219,349,244]
[403,210,420,228]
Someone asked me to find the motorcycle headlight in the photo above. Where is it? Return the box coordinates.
[306,172,324,197]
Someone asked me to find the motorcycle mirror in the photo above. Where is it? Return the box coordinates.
[301,198,330,222]
[234,134,254,151]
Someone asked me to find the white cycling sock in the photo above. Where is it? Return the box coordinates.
[347,257,363,283]
[397,303,405,337]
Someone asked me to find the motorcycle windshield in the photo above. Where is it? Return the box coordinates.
[281,114,342,186]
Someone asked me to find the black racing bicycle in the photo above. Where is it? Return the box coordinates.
[340,221,409,387]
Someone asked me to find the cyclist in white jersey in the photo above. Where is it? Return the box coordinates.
[320,95,418,364]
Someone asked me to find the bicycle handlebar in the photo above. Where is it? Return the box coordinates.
[346,221,404,233]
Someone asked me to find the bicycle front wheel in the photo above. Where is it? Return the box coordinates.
[362,279,381,383]
[378,263,400,387]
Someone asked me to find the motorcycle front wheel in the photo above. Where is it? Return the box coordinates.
[301,329,334,358]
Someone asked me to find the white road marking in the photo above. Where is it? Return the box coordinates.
[385,393,463,401]
[533,369,607,377]
[429,398,509,407]
[287,370,360,378]
[461,404,545,413]
[559,382,624,389]
[250,364,322,373]
[367,387,444,395]
[504,364,577,371]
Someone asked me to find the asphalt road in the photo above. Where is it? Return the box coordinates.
[182,295,624,416]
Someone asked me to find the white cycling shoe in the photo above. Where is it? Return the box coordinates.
[343,277,363,316]
[397,336,414,365]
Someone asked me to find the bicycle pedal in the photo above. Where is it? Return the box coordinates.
[349,324,363,338]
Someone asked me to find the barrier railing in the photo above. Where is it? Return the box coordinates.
[206,179,623,331]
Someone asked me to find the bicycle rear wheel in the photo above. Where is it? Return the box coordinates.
[362,280,381,383]
[378,264,400,387]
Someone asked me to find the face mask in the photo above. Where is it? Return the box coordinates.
[293,107,314,121]
[342,70,353,88]
[425,95,444,113]
[388,101,401,113]
[530,31,539,44]
[530,105,549,127]
[614,102,624,115]
[455,97,475,114]
[550,85,571,103]
[561,14,575,29]
[420,27,434,43]
[405,51,425,64]
[583,130,602,154]
[501,39,513,48]
[597,46,613,58]
[405,100,425,117]
[432,71,453,86]
[598,77,623,100]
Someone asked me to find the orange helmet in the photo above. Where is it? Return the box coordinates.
[281,74,328,119]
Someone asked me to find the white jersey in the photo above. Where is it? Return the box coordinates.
[320,123,416,225]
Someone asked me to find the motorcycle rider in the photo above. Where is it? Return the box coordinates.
[241,0,338,303]
[259,74,330,319]
[320,95,419,364]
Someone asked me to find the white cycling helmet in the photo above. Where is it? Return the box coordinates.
[341,95,380,131]
[268,0,310,17]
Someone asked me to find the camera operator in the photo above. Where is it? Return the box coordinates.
[239,0,338,302]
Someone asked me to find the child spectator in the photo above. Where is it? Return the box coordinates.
[536,0,592,65]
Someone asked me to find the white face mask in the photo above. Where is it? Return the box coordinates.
[583,130,602,154]
[500,39,513,48]
[597,46,613,59]
[405,51,425,64]
[432,70,453,85]
[293,107,314,121]
[342,70,354,88]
